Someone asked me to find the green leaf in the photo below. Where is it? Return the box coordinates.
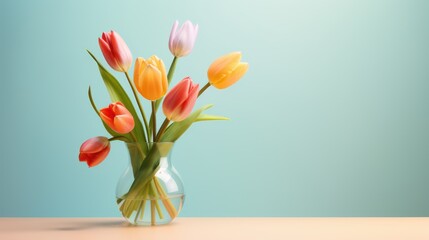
[195,114,230,122]
[87,50,148,157]
[160,104,214,142]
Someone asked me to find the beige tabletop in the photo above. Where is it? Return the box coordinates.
[1,217,428,240]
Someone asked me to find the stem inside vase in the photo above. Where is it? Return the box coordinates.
[116,142,184,226]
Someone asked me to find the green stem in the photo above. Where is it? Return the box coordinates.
[108,136,130,142]
[153,177,177,218]
[151,199,155,225]
[167,57,178,85]
[134,199,144,223]
[155,118,170,142]
[128,131,146,177]
[140,188,149,220]
[198,82,211,97]
[139,199,146,221]
[124,72,151,143]
[151,101,156,142]
[130,131,146,157]
[150,180,164,219]
[88,86,99,116]
[154,57,178,112]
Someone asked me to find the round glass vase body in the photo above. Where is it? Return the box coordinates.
[116,142,184,226]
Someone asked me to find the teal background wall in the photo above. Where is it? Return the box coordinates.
[1,0,428,217]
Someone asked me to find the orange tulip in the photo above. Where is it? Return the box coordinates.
[100,102,135,134]
[163,77,199,122]
[134,56,168,101]
[79,136,111,167]
[207,52,248,89]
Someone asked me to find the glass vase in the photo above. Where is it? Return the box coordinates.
[116,142,185,226]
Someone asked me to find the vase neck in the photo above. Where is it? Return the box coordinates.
[126,142,174,162]
[159,156,170,169]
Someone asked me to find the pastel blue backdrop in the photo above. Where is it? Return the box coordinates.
[1,0,428,217]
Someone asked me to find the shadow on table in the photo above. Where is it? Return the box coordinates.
[49,219,178,231]
[51,220,128,231]
[1,219,179,233]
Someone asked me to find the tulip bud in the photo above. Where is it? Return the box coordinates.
[100,102,135,134]
[134,56,168,101]
[207,52,249,89]
[169,20,199,57]
[98,31,132,72]
[79,136,111,167]
[163,77,199,122]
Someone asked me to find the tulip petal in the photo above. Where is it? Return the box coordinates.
[168,20,198,57]
[172,82,199,121]
[79,136,110,166]
[163,77,199,121]
[99,108,115,128]
[110,31,132,72]
[99,37,121,71]
[213,62,249,89]
[134,55,168,101]
[163,77,191,117]
[102,32,111,43]
[133,58,144,86]
[141,65,163,100]
[172,23,185,54]
[113,115,135,134]
[86,146,111,167]
[208,52,242,84]
[99,102,134,134]
[112,101,128,115]
[191,24,199,48]
[154,57,168,93]
[169,21,179,51]
[79,153,88,161]
[137,57,148,70]
[174,21,193,56]
[80,137,109,154]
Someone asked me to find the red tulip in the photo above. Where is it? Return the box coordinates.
[163,77,199,122]
[98,31,132,72]
[100,102,135,134]
[79,137,111,167]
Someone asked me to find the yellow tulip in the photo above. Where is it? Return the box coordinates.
[207,52,248,89]
[133,56,168,101]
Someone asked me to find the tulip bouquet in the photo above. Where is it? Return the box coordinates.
[79,20,248,225]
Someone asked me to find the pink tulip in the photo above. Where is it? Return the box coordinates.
[79,136,111,167]
[98,31,132,72]
[169,20,199,57]
[100,102,135,134]
[163,77,199,122]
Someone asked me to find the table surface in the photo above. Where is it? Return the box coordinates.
[1,218,428,240]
